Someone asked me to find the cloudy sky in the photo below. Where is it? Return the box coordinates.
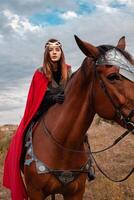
[0,0,134,125]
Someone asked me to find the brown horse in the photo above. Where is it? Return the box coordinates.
[24,36,134,200]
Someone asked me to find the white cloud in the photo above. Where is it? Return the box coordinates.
[3,9,41,34]
[0,0,78,16]
[91,0,134,8]
[96,5,118,13]
[20,18,41,32]
[92,0,133,4]
[0,34,4,41]
[118,0,134,4]
[0,79,30,125]
[60,11,78,20]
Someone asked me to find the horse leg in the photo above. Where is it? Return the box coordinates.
[51,194,55,200]
[63,194,83,200]
[63,189,85,200]
[27,187,45,200]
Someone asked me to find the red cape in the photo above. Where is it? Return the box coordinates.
[3,69,48,200]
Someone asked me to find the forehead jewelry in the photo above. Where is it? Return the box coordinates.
[45,41,62,48]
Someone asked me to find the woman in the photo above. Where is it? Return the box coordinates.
[36,38,72,118]
[3,39,72,200]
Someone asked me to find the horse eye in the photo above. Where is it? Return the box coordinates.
[107,73,120,81]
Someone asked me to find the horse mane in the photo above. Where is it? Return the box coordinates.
[65,68,80,94]
[65,59,91,94]
[67,55,92,84]
[97,44,133,64]
[70,70,77,79]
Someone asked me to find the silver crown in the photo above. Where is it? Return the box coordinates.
[45,41,62,48]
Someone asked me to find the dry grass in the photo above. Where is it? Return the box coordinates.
[0,119,134,200]
[87,117,134,200]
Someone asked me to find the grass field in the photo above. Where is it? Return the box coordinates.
[0,118,133,200]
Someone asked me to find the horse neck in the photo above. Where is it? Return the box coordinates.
[52,57,96,147]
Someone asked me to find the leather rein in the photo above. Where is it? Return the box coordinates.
[42,59,134,182]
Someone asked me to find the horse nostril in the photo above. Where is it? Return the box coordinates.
[120,96,126,105]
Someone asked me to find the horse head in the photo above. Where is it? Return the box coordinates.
[75,35,134,130]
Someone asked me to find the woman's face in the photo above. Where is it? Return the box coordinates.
[49,45,62,62]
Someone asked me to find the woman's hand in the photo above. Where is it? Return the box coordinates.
[53,92,65,104]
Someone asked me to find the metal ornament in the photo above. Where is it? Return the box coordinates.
[45,41,62,48]
[96,48,134,82]
[58,171,74,184]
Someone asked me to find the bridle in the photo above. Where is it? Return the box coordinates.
[42,56,134,182]
[87,60,134,182]
[94,46,134,131]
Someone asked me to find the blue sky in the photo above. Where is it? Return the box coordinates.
[29,2,96,25]
[0,0,134,124]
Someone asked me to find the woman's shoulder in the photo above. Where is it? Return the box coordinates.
[32,67,45,76]
[36,66,44,74]
[66,64,71,69]
[32,67,48,81]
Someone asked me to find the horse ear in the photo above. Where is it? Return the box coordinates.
[117,36,126,50]
[74,35,100,58]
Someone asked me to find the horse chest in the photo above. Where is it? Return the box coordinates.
[24,125,91,188]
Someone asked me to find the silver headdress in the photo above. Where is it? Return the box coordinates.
[45,41,62,48]
[96,48,134,82]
